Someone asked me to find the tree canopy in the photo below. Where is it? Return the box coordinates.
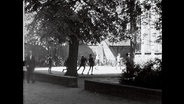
[24,0,162,45]
[24,0,124,45]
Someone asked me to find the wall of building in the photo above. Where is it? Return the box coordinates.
[134,53,162,65]
[133,7,162,65]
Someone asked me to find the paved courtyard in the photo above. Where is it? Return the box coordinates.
[34,65,125,75]
[23,66,162,104]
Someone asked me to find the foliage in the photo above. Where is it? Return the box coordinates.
[24,0,162,49]
[23,0,134,76]
[24,0,124,45]
[36,54,65,67]
[119,58,162,89]
[141,0,162,43]
[24,0,162,76]
[108,0,142,42]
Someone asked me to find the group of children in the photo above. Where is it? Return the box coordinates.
[48,53,132,75]
[48,54,95,75]
[77,54,95,75]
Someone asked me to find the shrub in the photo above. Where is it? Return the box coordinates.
[119,58,162,89]
[36,55,65,67]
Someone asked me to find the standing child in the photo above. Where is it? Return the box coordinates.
[87,54,95,75]
[77,56,87,75]
[48,55,52,74]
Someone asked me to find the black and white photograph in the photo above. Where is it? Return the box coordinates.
[23,0,162,104]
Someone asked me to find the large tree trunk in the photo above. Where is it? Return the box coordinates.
[64,35,79,77]
[129,25,137,65]
[129,0,136,66]
[130,39,135,66]
[129,37,137,67]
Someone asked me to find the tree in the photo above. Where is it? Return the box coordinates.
[24,0,125,76]
[24,0,161,76]
[109,0,162,64]
[108,0,142,65]
[141,0,162,43]
[127,0,162,62]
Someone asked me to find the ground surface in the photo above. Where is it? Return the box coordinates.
[23,66,162,104]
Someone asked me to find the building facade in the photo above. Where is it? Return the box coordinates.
[134,5,162,64]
